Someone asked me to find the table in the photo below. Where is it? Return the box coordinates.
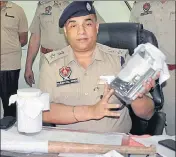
[1,126,156,157]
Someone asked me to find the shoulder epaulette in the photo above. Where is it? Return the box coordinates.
[38,0,53,5]
[44,48,68,64]
[97,43,129,57]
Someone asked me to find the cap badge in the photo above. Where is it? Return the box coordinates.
[86,3,91,11]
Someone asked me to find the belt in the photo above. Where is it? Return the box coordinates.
[167,64,176,71]
[41,46,53,54]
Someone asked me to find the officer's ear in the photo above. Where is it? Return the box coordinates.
[64,26,67,38]
[96,22,99,35]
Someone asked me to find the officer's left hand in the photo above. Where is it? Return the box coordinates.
[137,72,160,98]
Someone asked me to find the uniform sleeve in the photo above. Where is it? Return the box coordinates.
[18,7,28,32]
[38,57,55,103]
[129,2,139,22]
[29,4,41,34]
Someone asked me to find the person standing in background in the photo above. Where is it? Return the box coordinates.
[0,1,28,117]
[130,0,175,135]
[25,0,105,87]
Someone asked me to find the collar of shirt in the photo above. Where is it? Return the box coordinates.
[5,1,13,8]
[65,43,105,66]
[160,0,167,4]
[156,0,168,5]
[53,0,70,7]
[1,1,12,11]
[94,44,105,62]
[39,0,53,5]
[40,0,68,7]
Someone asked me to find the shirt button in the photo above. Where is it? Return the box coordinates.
[85,93,88,96]
[84,73,87,76]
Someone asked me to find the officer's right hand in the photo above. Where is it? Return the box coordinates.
[90,84,121,120]
[24,68,35,87]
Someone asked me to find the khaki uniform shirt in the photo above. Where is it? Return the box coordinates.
[130,1,175,64]
[30,0,105,50]
[39,43,132,133]
[1,2,28,70]
[29,0,69,51]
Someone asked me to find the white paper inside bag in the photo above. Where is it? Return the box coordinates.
[9,93,50,119]
[99,76,115,84]
[118,54,151,82]
[21,97,43,119]
[134,43,170,84]
[40,93,50,110]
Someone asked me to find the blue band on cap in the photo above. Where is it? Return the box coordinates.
[59,1,96,28]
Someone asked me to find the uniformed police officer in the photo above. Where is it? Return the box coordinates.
[0,1,28,117]
[25,0,105,87]
[130,1,175,135]
[39,1,157,133]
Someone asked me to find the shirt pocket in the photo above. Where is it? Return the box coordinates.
[54,82,80,104]
[40,14,54,24]
[3,16,18,31]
